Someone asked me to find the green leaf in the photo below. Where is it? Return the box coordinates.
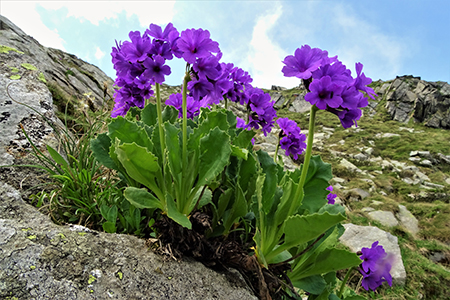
[301,155,332,213]
[222,183,248,234]
[291,248,362,280]
[344,296,367,300]
[165,122,182,181]
[193,187,213,210]
[141,103,158,126]
[162,105,179,123]
[108,117,153,151]
[196,127,231,187]
[283,212,346,251]
[291,275,326,295]
[166,193,191,229]
[46,145,68,167]
[100,205,118,223]
[233,129,256,148]
[217,188,233,219]
[123,187,163,210]
[256,150,278,213]
[116,142,162,198]
[102,221,117,233]
[230,145,248,160]
[91,133,118,170]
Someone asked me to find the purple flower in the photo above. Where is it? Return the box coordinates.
[142,55,171,84]
[120,31,152,63]
[359,242,394,291]
[326,185,336,204]
[177,28,220,64]
[166,93,201,119]
[276,118,306,160]
[146,23,178,42]
[282,45,332,79]
[354,63,377,100]
[305,76,344,110]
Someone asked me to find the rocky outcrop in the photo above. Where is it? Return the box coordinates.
[0,15,114,111]
[0,182,257,300]
[375,76,450,129]
[0,16,257,299]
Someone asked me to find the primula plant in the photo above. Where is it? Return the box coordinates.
[91,22,392,300]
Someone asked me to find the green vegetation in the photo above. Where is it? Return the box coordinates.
[274,85,450,299]
[0,45,24,54]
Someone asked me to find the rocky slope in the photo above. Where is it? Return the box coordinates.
[1,14,449,299]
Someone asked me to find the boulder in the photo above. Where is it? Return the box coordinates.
[384,76,450,129]
[0,182,257,300]
[339,224,407,286]
[0,16,256,300]
[0,15,114,111]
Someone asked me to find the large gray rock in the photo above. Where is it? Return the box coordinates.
[339,224,407,286]
[0,15,115,110]
[384,75,450,129]
[0,17,257,300]
[0,182,257,300]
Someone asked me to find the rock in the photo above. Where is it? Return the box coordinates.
[376,133,401,138]
[422,182,445,189]
[0,182,257,300]
[345,188,370,201]
[396,205,420,236]
[339,224,407,286]
[446,178,450,185]
[361,207,375,212]
[354,153,368,161]
[0,15,114,111]
[367,211,399,227]
[339,158,362,173]
[419,159,433,167]
[385,76,450,129]
[429,252,447,264]
[289,94,311,114]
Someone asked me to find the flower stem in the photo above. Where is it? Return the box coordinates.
[182,72,189,163]
[155,83,165,165]
[294,104,318,203]
[274,134,281,164]
[338,266,355,298]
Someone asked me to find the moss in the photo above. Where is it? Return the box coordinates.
[88,274,97,284]
[21,63,38,71]
[38,72,47,83]
[65,69,75,78]
[9,66,19,73]
[10,74,21,80]
[0,45,24,54]
[27,235,37,240]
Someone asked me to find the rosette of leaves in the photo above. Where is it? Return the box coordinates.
[250,152,363,298]
[91,103,255,230]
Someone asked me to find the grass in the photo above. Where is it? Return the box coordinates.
[272,84,450,299]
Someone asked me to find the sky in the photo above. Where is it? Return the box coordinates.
[1,0,449,89]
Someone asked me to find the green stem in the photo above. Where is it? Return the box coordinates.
[294,104,318,203]
[155,83,165,163]
[337,266,355,298]
[274,134,281,164]
[155,83,166,195]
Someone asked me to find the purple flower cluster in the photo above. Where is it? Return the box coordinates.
[111,23,277,135]
[111,24,180,117]
[359,241,394,291]
[282,45,376,128]
[276,118,306,160]
[326,185,337,204]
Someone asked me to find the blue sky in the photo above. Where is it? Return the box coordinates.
[2,0,449,89]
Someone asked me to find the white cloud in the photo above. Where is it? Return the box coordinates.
[244,3,299,89]
[38,1,176,27]
[2,1,66,50]
[94,46,105,60]
[331,4,407,80]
